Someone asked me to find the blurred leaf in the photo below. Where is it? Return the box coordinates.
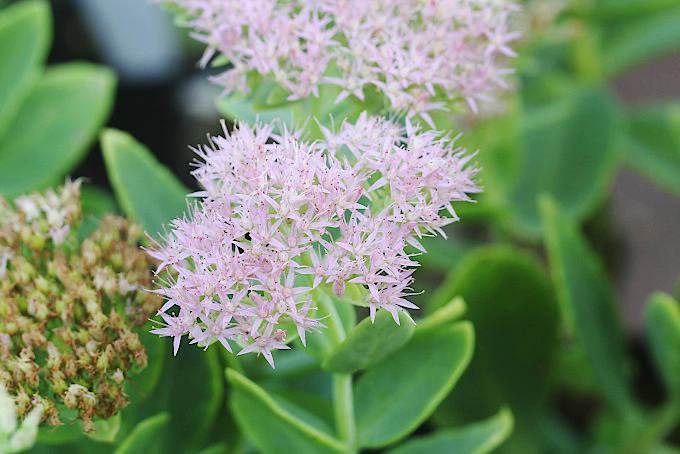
[355,322,474,448]
[540,195,634,414]
[0,63,115,197]
[322,309,414,374]
[418,297,466,331]
[432,246,558,452]
[37,421,83,445]
[602,6,680,76]
[101,129,189,234]
[114,413,169,454]
[79,185,118,238]
[645,293,680,402]
[501,88,620,238]
[197,443,229,454]
[217,93,297,127]
[0,0,50,135]
[592,0,680,20]
[86,414,121,443]
[625,103,680,195]
[226,369,345,454]
[388,408,513,454]
[163,347,224,452]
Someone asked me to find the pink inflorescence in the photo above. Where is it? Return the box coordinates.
[148,115,480,367]
[169,0,520,121]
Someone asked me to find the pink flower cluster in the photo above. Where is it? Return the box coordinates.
[148,115,479,367]
[169,0,520,121]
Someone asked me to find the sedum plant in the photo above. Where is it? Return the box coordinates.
[0,182,159,433]
[163,0,520,126]
[147,115,479,366]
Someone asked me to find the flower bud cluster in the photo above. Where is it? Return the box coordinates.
[148,115,480,367]
[166,0,520,121]
[0,182,159,432]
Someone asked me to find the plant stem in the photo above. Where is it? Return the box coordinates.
[332,373,357,453]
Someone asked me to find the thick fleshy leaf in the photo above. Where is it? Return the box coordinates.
[625,103,680,195]
[0,0,50,134]
[114,413,170,454]
[355,322,474,448]
[101,129,188,234]
[644,293,680,401]
[388,408,513,454]
[431,247,558,452]
[602,6,680,76]
[0,63,115,197]
[164,347,224,452]
[540,195,634,413]
[501,89,620,238]
[79,185,118,238]
[322,309,414,374]
[417,297,466,331]
[227,369,346,454]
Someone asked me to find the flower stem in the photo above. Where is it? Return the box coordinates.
[332,373,357,453]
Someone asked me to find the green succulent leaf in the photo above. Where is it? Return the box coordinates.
[79,185,118,238]
[355,322,474,448]
[164,347,224,452]
[625,103,680,195]
[0,0,51,134]
[540,195,634,414]
[500,88,620,238]
[431,246,558,452]
[226,369,346,454]
[602,6,680,76]
[417,297,466,331]
[0,63,115,197]
[101,129,189,234]
[114,413,170,454]
[322,309,415,374]
[388,408,513,454]
[645,293,680,402]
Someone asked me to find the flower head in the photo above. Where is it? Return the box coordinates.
[149,115,480,367]
[164,0,520,120]
[0,182,160,432]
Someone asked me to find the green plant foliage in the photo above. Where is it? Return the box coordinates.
[114,413,170,454]
[0,0,50,135]
[540,195,634,414]
[645,293,680,402]
[101,128,189,234]
[431,246,558,452]
[322,309,415,374]
[0,63,115,197]
[158,347,224,453]
[592,0,680,19]
[389,408,513,454]
[625,103,680,195]
[227,369,346,454]
[601,6,680,76]
[498,89,620,238]
[355,322,474,448]
[417,297,467,331]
